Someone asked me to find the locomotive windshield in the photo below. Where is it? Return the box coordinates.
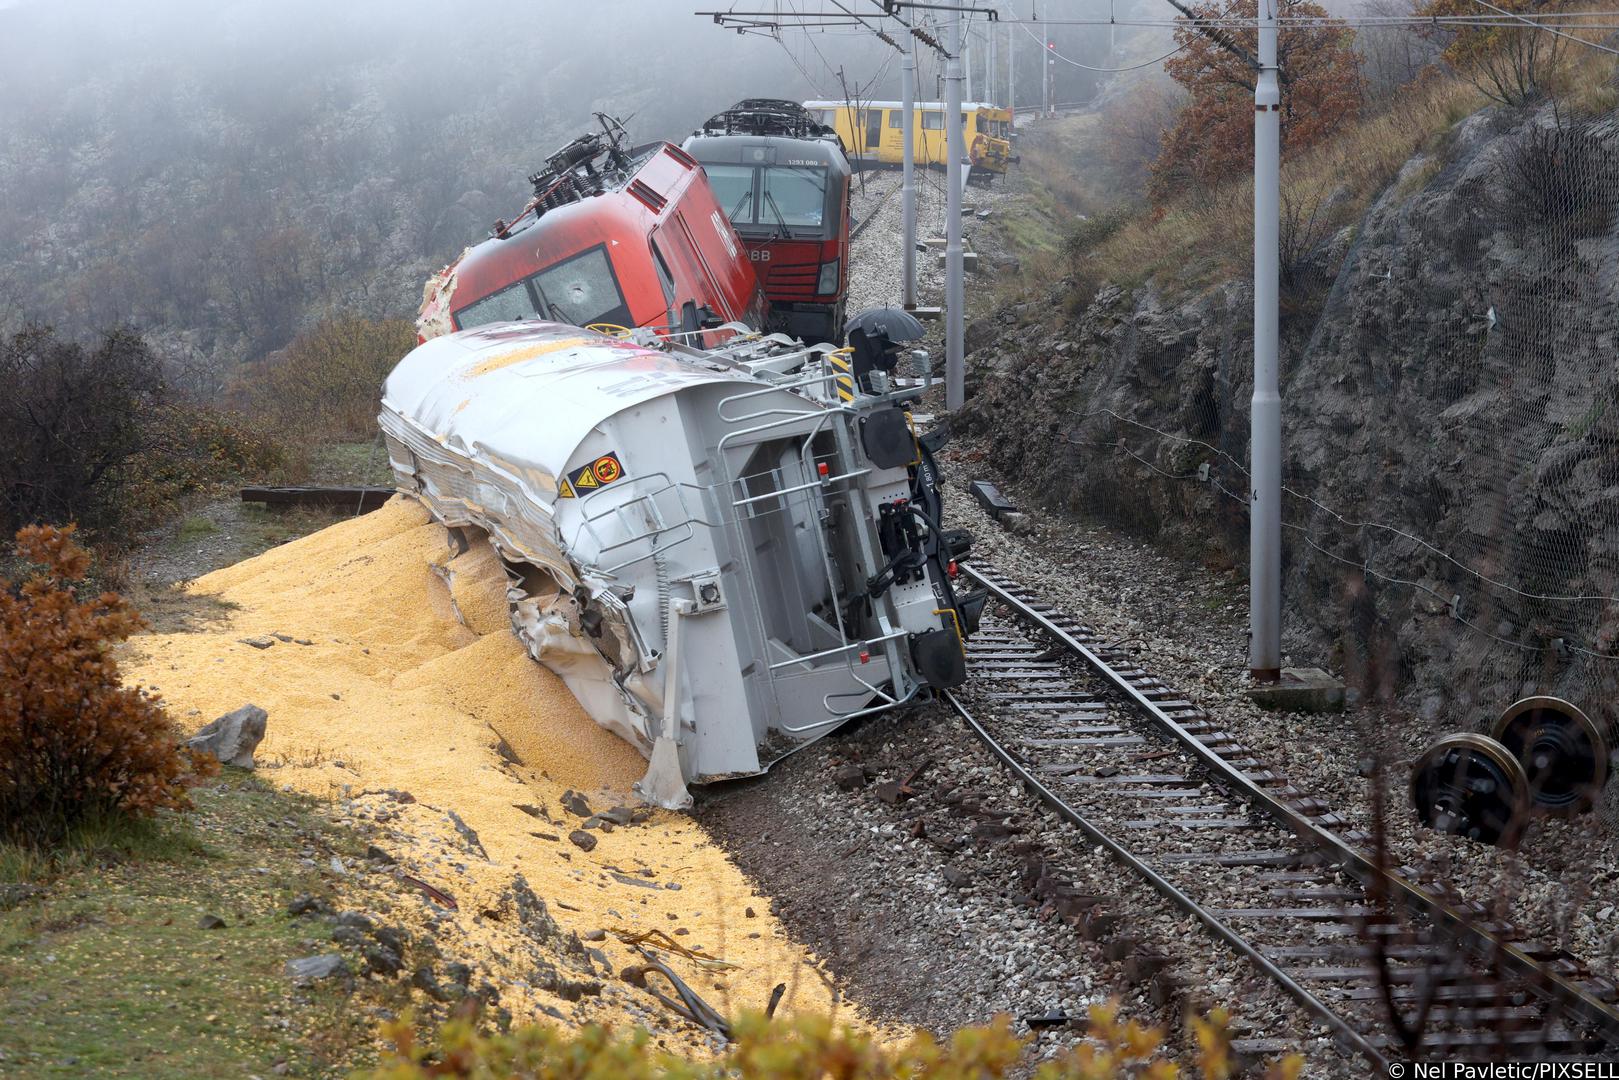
[762,166,826,228]
[704,164,755,222]
[706,164,829,233]
[452,243,632,332]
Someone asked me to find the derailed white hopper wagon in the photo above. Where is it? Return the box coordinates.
[379,319,984,807]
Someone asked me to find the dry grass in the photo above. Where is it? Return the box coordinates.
[1040,35,1615,303]
[1085,73,1487,295]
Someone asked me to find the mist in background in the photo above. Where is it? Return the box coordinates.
[0,0,892,378]
[0,0,1217,382]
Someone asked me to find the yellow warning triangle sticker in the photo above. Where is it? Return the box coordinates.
[558,478,575,499]
[574,468,600,490]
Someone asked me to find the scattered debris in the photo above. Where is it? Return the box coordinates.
[397,873,458,911]
[197,914,227,930]
[568,829,598,853]
[561,791,593,818]
[286,894,331,917]
[239,637,276,650]
[871,780,907,805]
[833,764,870,791]
[444,809,489,860]
[1025,1007,1071,1028]
[610,872,661,890]
[598,805,636,827]
[610,928,739,971]
[621,952,732,1040]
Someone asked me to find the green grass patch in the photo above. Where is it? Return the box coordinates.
[176,516,220,542]
[308,441,393,487]
[0,772,387,1078]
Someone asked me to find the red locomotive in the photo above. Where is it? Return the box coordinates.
[682,100,852,344]
[418,115,767,345]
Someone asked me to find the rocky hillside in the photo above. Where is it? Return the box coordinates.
[959,99,1619,733]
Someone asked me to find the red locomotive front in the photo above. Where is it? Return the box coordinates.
[683,100,852,345]
[419,117,766,346]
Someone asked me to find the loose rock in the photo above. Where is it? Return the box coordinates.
[284,954,348,980]
[185,704,268,768]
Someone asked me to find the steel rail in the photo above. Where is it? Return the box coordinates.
[959,559,1619,1049]
[940,687,1391,1069]
[850,177,902,242]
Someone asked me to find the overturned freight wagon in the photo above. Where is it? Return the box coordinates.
[379,319,983,807]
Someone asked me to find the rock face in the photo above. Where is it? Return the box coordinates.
[185,704,268,768]
[961,103,1619,732]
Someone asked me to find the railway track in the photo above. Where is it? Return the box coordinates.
[951,559,1619,1067]
[849,177,901,242]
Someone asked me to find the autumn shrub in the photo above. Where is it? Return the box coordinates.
[359,1000,1301,1080]
[1149,0,1364,207]
[0,325,285,549]
[235,315,417,447]
[1419,0,1563,105]
[0,524,215,847]
[1494,113,1619,239]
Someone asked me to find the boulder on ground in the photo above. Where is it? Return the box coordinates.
[186,704,267,768]
[284,953,348,979]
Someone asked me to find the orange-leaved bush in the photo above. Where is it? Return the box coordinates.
[359,1000,1304,1079]
[0,524,214,845]
[1149,0,1363,206]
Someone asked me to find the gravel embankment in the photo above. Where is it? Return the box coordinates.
[694,153,1618,1068]
[940,475,1619,975]
[697,701,1359,1074]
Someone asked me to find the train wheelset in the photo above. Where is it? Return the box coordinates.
[1411,696,1610,846]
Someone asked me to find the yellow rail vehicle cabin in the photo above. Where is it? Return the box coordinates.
[803,100,1013,180]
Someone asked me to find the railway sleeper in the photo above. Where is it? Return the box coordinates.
[1340,982,1535,1004]
[1363,1026,1604,1052]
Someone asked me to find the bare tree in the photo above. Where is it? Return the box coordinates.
[1357,0,1443,105]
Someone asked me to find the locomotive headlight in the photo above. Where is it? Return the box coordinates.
[816,258,841,296]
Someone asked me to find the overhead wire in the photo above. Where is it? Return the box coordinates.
[1469,0,1619,53]
[1013,16,1188,71]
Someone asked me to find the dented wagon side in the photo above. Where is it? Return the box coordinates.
[379,321,981,808]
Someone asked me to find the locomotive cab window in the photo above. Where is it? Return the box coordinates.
[531,244,631,329]
[761,166,827,229]
[888,110,903,128]
[453,279,541,331]
[704,164,756,225]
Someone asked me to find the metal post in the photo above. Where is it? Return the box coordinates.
[1249,0,1282,681]
[945,12,966,411]
[988,20,996,104]
[1039,1,1048,116]
[964,24,973,101]
[1008,18,1016,117]
[901,34,917,310]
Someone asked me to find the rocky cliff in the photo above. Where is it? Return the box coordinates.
[959,101,1619,735]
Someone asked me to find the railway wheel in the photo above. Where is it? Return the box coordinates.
[1490,696,1609,816]
[1410,733,1530,847]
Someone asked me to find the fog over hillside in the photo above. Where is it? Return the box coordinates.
[0,0,898,378]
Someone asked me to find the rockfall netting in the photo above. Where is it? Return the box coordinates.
[1052,94,1619,823]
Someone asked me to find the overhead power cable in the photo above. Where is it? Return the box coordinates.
[1012,18,1189,72]
[1469,0,1619,54]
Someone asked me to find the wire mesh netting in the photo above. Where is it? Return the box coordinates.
[1056,74,1619,823]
